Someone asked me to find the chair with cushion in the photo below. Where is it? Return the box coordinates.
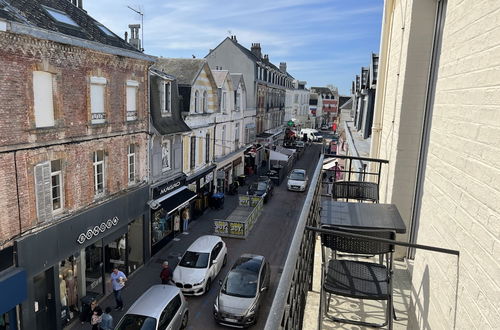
[320,226,396,328]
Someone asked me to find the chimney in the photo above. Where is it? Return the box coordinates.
[124,31,128,43]
[230,35,238,42]
[128,24,142,51]
[251,43,262,59]
[280,62,287,73]
[263,54,269,63]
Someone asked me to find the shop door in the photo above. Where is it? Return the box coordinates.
[34,268,56,330]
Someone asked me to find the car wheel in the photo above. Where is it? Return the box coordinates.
[223,254,227,267]
[181,311,189,329]
[205,278,212,293]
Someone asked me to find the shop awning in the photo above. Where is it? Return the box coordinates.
[186,164,217,184]
[148,186,197,214]
[270,150,289,162]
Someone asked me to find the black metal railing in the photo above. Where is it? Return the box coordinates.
[265,155,460,330]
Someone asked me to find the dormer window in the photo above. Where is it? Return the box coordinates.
[43,6,79,27]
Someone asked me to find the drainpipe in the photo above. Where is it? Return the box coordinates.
[369,0,395,162]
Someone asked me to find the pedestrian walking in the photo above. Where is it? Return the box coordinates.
[332,162,343,181]
[328,175,334,195]
[90,306,102,330]
[160,261,172,285]
[110,267,127,311]
[100,307,113,330]
[182,208,190,232]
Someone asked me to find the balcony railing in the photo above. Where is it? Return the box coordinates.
[265,155,460,330]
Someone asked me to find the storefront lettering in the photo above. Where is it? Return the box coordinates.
[154,177,186,199]
[159,181,181,196]
[76,216,119,244]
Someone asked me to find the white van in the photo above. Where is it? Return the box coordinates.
[299,129,323,142]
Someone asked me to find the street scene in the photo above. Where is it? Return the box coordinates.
[1,1,499,330]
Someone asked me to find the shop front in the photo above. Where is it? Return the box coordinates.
[215,151,244,193]
[148,175,197,255]
[15,185,149,330]
[0,262,26,330]
[186,164,216,218]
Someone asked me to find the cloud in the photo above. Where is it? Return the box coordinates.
[84,0,383,94]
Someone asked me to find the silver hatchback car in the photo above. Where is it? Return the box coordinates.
[213,254,270,327]
[115,285,188,330]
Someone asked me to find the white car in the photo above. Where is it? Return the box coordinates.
[287,169,309,192]
[173,235,227,296]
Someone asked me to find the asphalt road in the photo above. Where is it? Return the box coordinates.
[185,143,321,330]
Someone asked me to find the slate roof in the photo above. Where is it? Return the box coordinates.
[311,87,333,95]
[154,58,207,86]
[211,70,229,89]
[207,37,295,80]
[1,0,139,52]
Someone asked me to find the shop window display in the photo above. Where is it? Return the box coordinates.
[85,243,104,297]
[59,256,79,325]
[152,208,173,246]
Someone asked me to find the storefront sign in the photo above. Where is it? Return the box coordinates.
[76,217,119,244]
[153,176,187,199]
[214,220,228,235]
[229,222,245,236]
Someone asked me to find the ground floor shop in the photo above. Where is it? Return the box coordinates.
[15,186,149,330]
[186,165,216,219]
[148,175,197,255]
[0,258,26,330]
[215,151,244,193]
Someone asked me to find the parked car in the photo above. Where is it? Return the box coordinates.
[294,140,305,149]
[115,285,188,330]
[173,235,227,296]
[321,124,330,130]
[287,169,309,192]
[213,254,270,327]
[247,179,273,203]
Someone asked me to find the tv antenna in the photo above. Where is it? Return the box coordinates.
[127,5,144,51]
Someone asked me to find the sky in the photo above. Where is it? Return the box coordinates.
[85,0,383,95]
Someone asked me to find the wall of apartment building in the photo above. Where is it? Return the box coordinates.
[0,32,150,246]
[0,33,149,149]
[376,0,500,328]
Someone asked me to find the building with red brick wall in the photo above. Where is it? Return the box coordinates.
[0,1,155,328]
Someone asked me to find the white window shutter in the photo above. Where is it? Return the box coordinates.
[33,71,55,128]
[34,161,52,221]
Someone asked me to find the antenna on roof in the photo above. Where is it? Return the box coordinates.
[227,30,232,36]
[127,5,144,51]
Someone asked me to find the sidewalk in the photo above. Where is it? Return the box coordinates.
[67,178,256,329]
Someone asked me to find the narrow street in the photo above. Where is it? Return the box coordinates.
[69,143,321,330]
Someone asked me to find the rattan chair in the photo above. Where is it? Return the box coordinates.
[332,181,379,202]
[320,226,396,328]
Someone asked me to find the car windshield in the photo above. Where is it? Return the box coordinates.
[221,269,258,298]
[251,182,267,192]
[290,172,305,180]
[179,251,209,268]
[115,314,157,330]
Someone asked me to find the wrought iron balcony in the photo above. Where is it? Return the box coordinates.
[265,155,459,330]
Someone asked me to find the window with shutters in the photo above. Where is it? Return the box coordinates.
[90,76,107,124]
[205,133,210,164]
[126,80,138,121]
[128,145,136,184]
[161,138,171,172]
[235,89,241,111]
[190,136,196,169]
[194,90,200,113]
[93,150,105,196]
[235,123,240,149]
[51,160,63,213]
[222,92,227,113]
[203,91,208,113]
[162,81,171,116]
[34,161,53,222]
[33,71,55,128]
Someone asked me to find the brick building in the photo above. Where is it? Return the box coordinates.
[0,1,154,329]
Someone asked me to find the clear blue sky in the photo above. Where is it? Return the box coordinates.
[85,0,383,95]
